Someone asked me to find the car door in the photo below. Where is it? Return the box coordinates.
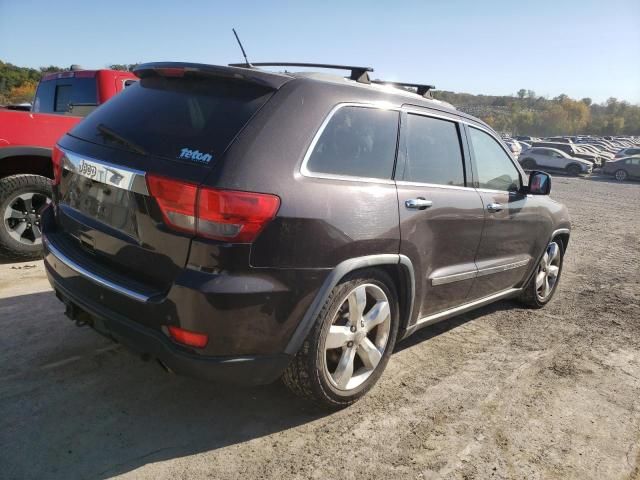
[395,111,485,319]
[533,149,552,168]
[627,158,640,177]
[465,124,547,300]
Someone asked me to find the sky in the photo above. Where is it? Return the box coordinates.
[1,0,639,103]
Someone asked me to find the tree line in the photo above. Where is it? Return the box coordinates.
[433,89,640,136]
[1,60,638,135]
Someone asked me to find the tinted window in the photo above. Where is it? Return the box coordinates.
[54,85,72,112]
[33,80,56,113]
[71,75,273,162]
[55,78,97,112]
[403,114,465,186]
[306,106,399,179]
[469,127,520,191]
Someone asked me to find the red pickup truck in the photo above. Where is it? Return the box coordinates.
[0,68,136,259]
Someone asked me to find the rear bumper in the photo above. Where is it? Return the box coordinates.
[46,265,291,385]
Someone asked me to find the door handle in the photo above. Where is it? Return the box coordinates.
[405,198,433,210]
[487,202,503,213]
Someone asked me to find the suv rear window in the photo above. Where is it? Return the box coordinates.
[69,76,273,163]
[305,106,399,180]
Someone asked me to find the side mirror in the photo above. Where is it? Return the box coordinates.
[528,171,551,195]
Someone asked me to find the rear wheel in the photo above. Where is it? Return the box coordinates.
[0,175,52,260]
[566,164,582,176]
[521,158,536,170]
[615,169,628,181]
[282,269,399,409]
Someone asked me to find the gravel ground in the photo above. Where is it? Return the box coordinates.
[1,175,639,480]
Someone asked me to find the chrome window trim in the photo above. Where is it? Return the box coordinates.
[300,102,402,185]
[60,147,149,195]
[395,180,475,192]
[430,258,529,286]
[43,236,152,303]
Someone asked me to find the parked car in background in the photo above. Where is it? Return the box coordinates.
[0,67,136,259]
[504,138,522,157]
[42,61,570,408]
[531,141,600,166]
[517,141,532,152]
[614,147,640,158]
[545,137,573,144]
[519,147,593,175]
[602,156,640,181]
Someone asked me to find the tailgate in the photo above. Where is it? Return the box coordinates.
[50,65,282,293]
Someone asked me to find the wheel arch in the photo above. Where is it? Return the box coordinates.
[284,254,416,355]
[0,147,53,180]
[552,228,570,251]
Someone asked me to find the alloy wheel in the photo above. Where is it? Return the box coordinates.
[535,242,561,301]
[3,192,50,246]
[323,284,391,391]
[615,170,627,181]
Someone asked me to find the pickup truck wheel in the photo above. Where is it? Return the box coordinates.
[519,240,564,308]
[282,269,399,409]
[0,174,52,260]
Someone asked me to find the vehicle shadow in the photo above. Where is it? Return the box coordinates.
[0,291,324,480]
[0,290,519,480]
[394,298,520,353]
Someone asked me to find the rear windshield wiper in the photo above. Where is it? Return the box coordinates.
[96,123,148,156]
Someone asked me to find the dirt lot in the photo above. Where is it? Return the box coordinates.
[1,175,639,480]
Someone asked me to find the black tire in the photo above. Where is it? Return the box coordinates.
[0,174,52,260]
[615,169,628,181]
[521,158,536,170]
[519,239,564,308]
[282,269,400,409]
[566,164,582,176]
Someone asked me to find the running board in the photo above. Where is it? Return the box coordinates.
[405,288,521,336]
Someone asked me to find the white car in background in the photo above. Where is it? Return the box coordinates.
[519,147,593,176]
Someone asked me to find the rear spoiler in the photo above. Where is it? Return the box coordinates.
[133,62,292,90]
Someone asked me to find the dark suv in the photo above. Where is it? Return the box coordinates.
[42,62,571,408]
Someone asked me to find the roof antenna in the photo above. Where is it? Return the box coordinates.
[232,28,252,68]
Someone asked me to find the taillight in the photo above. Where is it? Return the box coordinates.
[197,188,280,242]
[168,326,208,348]
[146,175,197,234]
[52,145,64,185]
[146,174,280,243]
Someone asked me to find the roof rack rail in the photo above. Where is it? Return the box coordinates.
[228,62,373,84]
[370,80,436,98]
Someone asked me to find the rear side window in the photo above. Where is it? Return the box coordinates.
[70,76,273,162]
[34,78,97,114]
[469,127,520,191]
[306,106,399,180]
[54,85,72,112]
[403,114,465,186]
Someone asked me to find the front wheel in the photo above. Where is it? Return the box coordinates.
[566,164,582,176]
[615,169,628,181]
[519,240,564,308]
[0,174,52,260]
[282,269,399,409]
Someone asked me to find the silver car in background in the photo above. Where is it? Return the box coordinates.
[519,147,593,175]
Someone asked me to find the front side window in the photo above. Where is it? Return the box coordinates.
[306,106,399,180]
[469,127,520,191]
[403,114,465,186]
